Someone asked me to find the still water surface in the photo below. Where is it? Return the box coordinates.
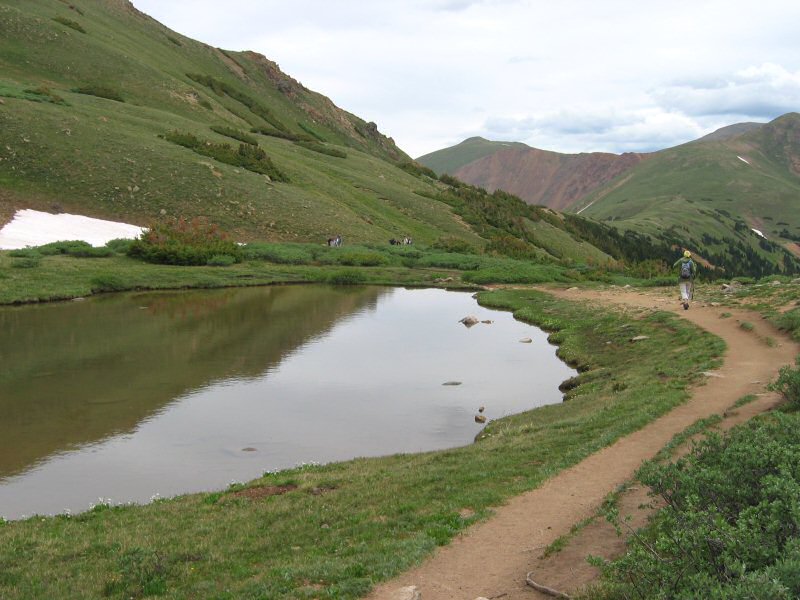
[0,285,574,519]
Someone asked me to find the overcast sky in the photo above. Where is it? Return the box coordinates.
[131,0,800,158]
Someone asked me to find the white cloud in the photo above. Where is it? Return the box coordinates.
[131,0,800,157]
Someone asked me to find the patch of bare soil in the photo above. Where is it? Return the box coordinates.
[366,286,799,600]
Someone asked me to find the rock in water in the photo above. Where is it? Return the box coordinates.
[478,405,485,413]
[459,315,479,327]
[442,381,462,386]
[519,337,533,343]
[475,414,487,423]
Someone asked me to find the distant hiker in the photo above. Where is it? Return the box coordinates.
[673,250,697,310]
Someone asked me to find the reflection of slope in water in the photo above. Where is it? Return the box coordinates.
[0,285,388,479]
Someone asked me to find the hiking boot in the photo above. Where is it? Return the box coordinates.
[683,302,689,310]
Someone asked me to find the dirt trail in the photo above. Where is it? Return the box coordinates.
[366,287,799,600]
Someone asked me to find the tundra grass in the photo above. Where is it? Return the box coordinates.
[0,288,724,599]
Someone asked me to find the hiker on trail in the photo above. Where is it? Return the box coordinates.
[673,250,697,310]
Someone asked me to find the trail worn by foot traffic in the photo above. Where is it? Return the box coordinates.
[366,287,798,600]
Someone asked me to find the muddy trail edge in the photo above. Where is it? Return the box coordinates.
[365,287,799,600]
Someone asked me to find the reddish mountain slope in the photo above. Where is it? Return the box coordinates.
[453,147,647,211]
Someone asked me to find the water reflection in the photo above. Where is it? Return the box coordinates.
[0,286,575,519]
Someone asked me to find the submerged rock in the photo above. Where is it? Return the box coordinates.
[442,381,462,386]
[519,337,533,343]
[474,414,487,423]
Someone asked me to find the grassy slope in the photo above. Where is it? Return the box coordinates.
[0,0,486,246]
[578,113,800,268]
[0,287,724,600]
[416,137,528,175]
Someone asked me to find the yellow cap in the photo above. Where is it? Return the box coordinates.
[684,250,691,258]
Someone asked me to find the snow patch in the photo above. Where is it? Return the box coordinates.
[0,209,144,250]
[576,200,597,215]
[737,155,750,165]
[751,228,767,239]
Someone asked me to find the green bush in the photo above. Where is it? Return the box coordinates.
[210,125,259,146]
[776,308,800,340]
[105,238,135,254]
[23,85,66,105]
[128,217,243,266]
[485,234,541,260]
[162,131,288,181]
[72,85,124,102]
[294,141,347,158]
[770,358,800,409]
[397,161,437,179]
[206,254,237,267]
[33,240,112,257]
[298,122,326,141]
[431,236,479,254]
[595,412,800,598]
[327,269,367,285]
[250,126,307,141]
[8,248,41,258]
[52,16,86,33]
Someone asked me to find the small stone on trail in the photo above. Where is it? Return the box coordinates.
[519,337,533,343]
[710,302,721,307]
[630,335,649,342]
[442,381,462,386]
[702,371,724,378]
[475,414,487,423]
[391,586,421,600]
[566,287,579,292]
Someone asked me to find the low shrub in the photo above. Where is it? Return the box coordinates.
[8,248,41,258]
[128,217,243,266]
[298,122,326,142]
[105,238,135,254]
[72,85,124,102]
[34,240,112,257]
[770,358,800,409]
[431,236,479,254]
[210,125,259,146]
[206,254,237,267]
[594,412,800,598]
[52,16,86,33]
[23,85,66,105]
[397,161,437,179]
[485,234,541,260]
[294,141,347,158]
[775,308,800,340]
[250,126,305,141]
[162,131,288,181]
[327,269,367,285]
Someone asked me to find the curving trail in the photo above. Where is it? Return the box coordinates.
[366,287,799,600]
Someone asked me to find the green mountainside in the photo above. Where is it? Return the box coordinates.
[578,113,800,276]
[0,0,482,245]
[420,115,800,276]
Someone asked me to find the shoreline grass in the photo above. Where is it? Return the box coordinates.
[0,284,725,599]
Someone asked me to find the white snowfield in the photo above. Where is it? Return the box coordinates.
[0,209,144,250]
[737,155,750,165]
[752,228,767,239]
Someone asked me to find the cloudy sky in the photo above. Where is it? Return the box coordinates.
[132,0,800,158]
